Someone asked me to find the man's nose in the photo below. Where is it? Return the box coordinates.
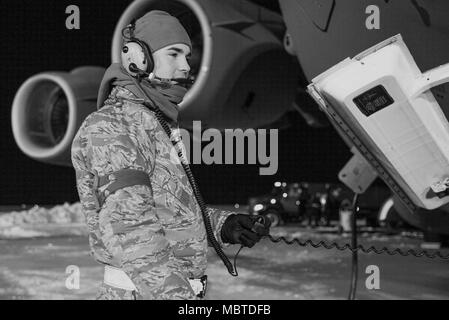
[179,56,191,75]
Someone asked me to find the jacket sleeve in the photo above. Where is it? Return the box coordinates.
[206,207,235,247]
[71,109,197,300]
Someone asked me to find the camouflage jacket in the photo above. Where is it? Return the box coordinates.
[71,86,234,299]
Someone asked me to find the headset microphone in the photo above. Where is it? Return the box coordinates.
[153,75,194,85]
[128,64,193,85]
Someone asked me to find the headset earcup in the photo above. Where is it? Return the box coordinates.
[121,41,148,76]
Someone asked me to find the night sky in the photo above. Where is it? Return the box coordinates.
[1,0,350,205]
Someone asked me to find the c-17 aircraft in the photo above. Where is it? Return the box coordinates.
[11,0,449,236]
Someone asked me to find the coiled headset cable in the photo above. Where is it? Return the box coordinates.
[232,192,449,299]
[130,77,238,276]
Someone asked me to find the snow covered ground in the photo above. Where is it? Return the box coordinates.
[0,203,448,300]
[0,203,86,239]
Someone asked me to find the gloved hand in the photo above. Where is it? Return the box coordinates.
[221,214,271,248]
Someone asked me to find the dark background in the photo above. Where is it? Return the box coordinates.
[0,0,350,206]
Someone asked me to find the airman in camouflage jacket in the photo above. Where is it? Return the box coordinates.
[71,86,234,300]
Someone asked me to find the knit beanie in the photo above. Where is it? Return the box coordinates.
[133,10,192,53]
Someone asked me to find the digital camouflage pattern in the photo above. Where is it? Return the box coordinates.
[71,86,234,300]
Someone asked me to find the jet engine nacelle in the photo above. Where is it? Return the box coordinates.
[111,0,299,129]
[11,67,105,166]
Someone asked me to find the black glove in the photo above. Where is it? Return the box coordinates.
[221,214,271,248]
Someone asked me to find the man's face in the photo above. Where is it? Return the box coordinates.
[152,43,191,83]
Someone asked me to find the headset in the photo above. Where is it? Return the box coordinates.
[121,19,155,78]
[120,19,193,85]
